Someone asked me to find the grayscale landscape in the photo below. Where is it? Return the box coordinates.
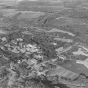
[0,0,88,88]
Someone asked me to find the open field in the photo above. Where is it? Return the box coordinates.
[62,60,88,76]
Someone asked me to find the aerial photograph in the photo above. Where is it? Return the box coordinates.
[0,0,88,88]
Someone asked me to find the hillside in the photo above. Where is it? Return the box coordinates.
[0,0,88,88]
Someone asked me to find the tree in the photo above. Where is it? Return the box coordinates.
[51,75,59,84]
[31,32,57,59]
[0,67,10,79]
[75,73,87,84]
[6,30,22,43]
[75,31,80,36]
